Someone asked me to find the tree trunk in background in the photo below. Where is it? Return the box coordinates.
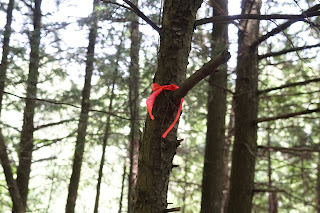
[267,126,278,213]
[134,0,203,212]
[15,0,42,211]
[118,159,127,213]
[93,38,122,213]
[0,130,24,213]
[128,0,140,211]
[65,1,98,212]
[227,0,261,212]
[200,0,228,212]
[317,153,320,213]
[182,148,189,213]
[0,0,14,117]
[93,80,115,213]
[221,100,234,213]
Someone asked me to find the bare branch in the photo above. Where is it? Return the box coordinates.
[250,4,320,48]
[259,43,320,60]
[164,207,181,212]
[195,10,320,26]
[173,51,231,102]
[100,0,133,11]
[34,118,76,131]
[207,79,235,95]
[254,188,284,193]
[122,0,161,33]
[33,130,77,151]
[33,156,57,163]
[258,77,320,94]
[20,0,34,11]
[1,90,130,120]
[256,107,320,123]
[258,145,320,153]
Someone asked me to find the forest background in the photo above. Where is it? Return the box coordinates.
[0,0,319,212]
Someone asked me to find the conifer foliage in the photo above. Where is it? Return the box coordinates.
[0,0,319,212]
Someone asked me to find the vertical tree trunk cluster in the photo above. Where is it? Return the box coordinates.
[65,0,99,212]
[128,0,141,211]
[134,0,203,212]
[15,0,42,211]
[227,0,261,212]
[0,1,42,212]
[201,0,228,212]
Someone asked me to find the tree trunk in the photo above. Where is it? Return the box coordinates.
[134,1,203,212]
[118,159,127,213]
[0,130,24,213]
[65,1,99,212]
[200,0,228,212]
[128,0,141,211]
[267,126,277,213]
[182,148,189,213]
[226,0,261,212]
[15,0,42,211]
[93,84,114,213]
[93,38,122,213]
[0,0,14,117]
[221,99,234,213]
[317,153,320,213]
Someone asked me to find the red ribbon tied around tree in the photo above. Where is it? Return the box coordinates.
[146,83,184,138]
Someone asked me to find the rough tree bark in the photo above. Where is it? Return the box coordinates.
[133,1,203,212]
[15,0,42,211]
[133,0,231,212]
[226,0,261,212]
[128,0,141,211]
[200,0,228,212]
[0,0,14,116]
[65,0,99,212]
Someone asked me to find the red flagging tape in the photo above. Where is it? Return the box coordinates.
[146,83,184,138]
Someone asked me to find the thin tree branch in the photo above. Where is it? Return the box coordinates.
[173,51,231,102]
[256,107,320,123]
[258,77,320,94]
[1,90,130,120]
[259,43,320,60]
[164,207,181,213]
[254,188,284,193]
[34,118,76,131]
[0,122,20,132]
[122,0,161,33]
[258,145,320,153]
[207,79,235,95]
[33,130,77,151]
[195,10,320,26]
[20,0,34,11]
[32,156,57,163]
[250,4,320,48]
[100,0,133,11]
